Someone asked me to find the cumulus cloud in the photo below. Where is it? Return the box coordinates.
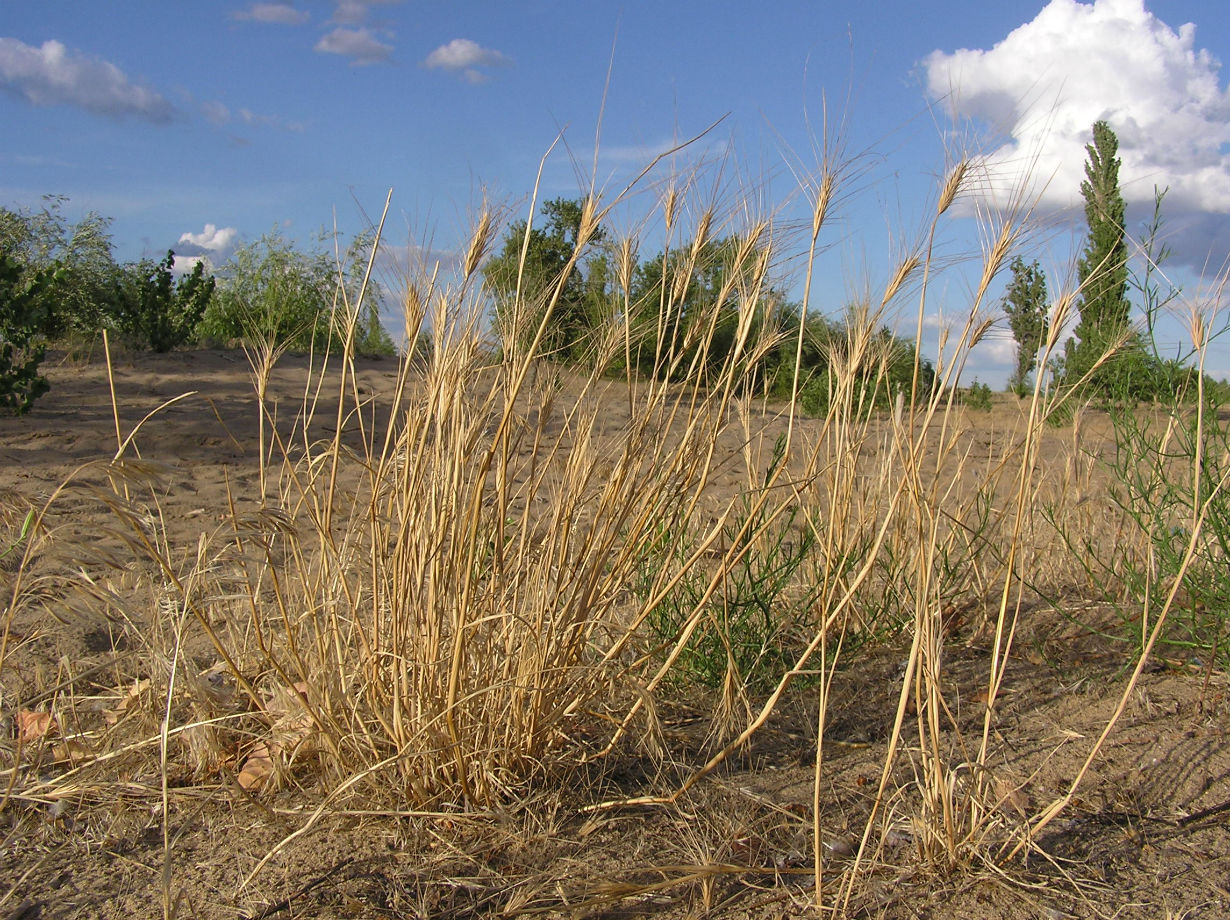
[178,224,238,256]
[315,26,392,65]
[0,37,175,122]
[975,334,1019,367]
[171,254,207,276]
[924,0,1230,268]
[231,3,309,25]
[422,38,511,83]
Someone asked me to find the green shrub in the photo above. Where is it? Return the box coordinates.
[1106,396,1229,664]
[788,322,932,417]
[638,437,821,692]
[0,196,119,342]
[964,380,993,411]
[114,251,215,352]
[200,230,394,356]
[199,232,332,350]
[0,252,55,415]
[799,373,831,416]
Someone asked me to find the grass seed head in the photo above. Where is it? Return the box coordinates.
[937,158,969,216]
[463,209,496,280]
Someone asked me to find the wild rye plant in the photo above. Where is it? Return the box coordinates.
[1,121,1225,917]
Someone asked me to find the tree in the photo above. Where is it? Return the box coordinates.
[1001,256,1049,395]
[1063,120,1131,394]
[626,236,764,382]
[484,198,607,363]
[115,251,215,352]
[0,196,120,339]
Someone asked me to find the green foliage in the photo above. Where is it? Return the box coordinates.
[1053,138,1219,408]
[200,232,334,350]
[1110,398,1229,665]
[623,236,787,386]
[0,252,55,414]
[1042,346,1229,666]
[0,507,35,565]
[760,305,836,398]
[484,200,934,408]
[790,319,934,417]
[1062,121,1133,397]
[200,230,392,355]
[638,437,821,691]
[1119,187,1224,405]
[1001,256,1049,395]
[1051,396,1230,668]
[114,251,215,352]
[484,198,608,363]
[0,195,120,340]
[341,229,397,358]
[963,380,993,411]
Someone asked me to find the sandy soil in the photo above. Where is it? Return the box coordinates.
[0,350,1226,919]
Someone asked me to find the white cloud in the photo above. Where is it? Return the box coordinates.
[422,38,511,83]
[198,97,303,132]
[974,334,1018,367]
[924,0,1230,268]
[238,107,305,132]
[315,26,393,65]
[0,37,175,122]
[331,1,403,26]
[179,224,238,253]
[332,1,371,25]
[232,3,309,25]
[171,254,207,276]
[201,100,230,125]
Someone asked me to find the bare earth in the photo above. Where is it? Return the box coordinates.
[1,350,1226,919]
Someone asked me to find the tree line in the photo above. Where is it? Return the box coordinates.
[486,120,1222,416]
[4,120,1219,416]
[0,198,393,414]
[482,197,933,415]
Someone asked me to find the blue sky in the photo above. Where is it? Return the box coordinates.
[2,1,1228,383]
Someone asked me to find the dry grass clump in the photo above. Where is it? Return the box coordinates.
[1,124,1226,917]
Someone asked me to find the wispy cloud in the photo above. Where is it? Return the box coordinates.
[201,100,230,125]
[0,37,175,122]
[422,38,511,84]
[315,26,393,65]
[238,107,305,132]
[198,98,303,133]
[331,0,404,26]
[231,3,309,25]
[924,0,1230,268]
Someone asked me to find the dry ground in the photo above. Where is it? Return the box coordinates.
[0,349,1226,919]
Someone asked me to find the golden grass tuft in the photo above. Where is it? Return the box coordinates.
[0,115,1226,918]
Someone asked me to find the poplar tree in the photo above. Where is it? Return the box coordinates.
[1063,120,1131,392]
